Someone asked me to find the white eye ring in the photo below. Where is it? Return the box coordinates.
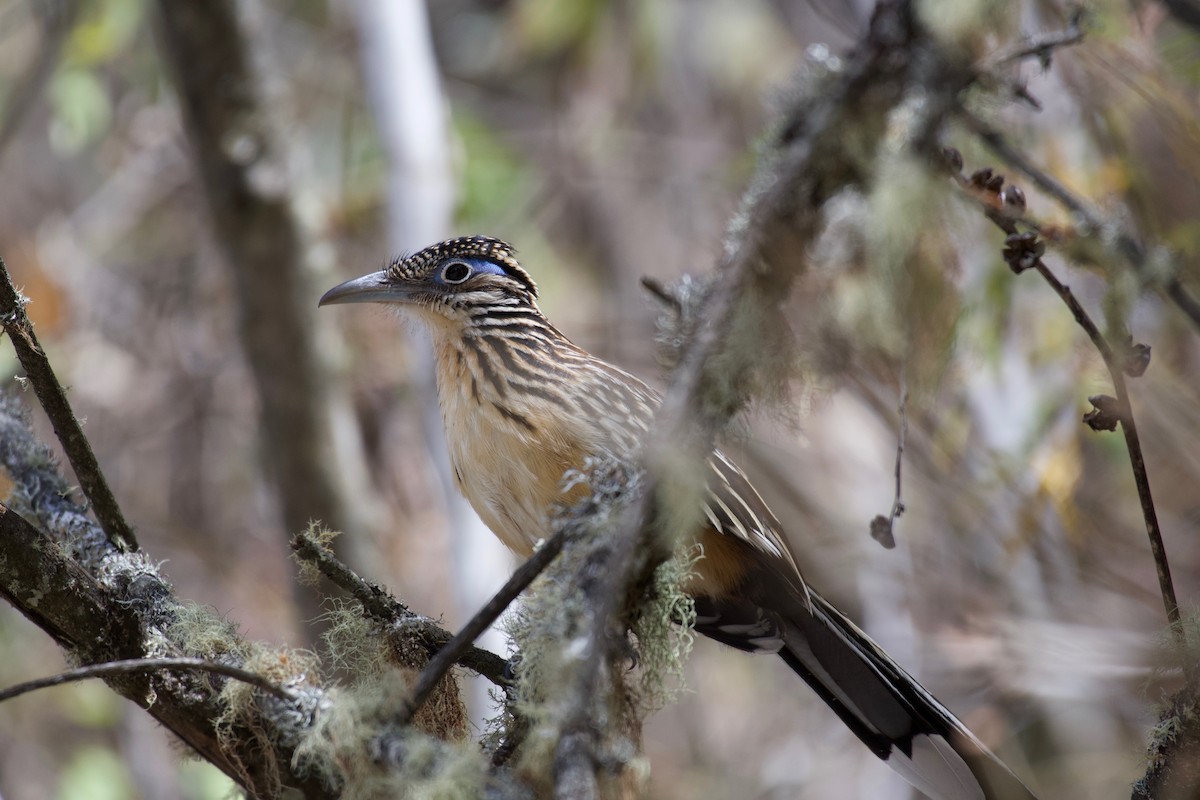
[441,260,472,284]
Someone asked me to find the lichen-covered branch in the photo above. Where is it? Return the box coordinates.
[1134,673,1200,800]
[0,505,332,797]
[550,1,979,793]
[291,530,511,689]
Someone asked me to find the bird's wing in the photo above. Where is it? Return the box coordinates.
[703,449,809,594]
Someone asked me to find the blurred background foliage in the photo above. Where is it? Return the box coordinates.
[0,0,1198,798]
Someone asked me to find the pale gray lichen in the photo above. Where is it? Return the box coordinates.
[294,670,485,800]
[486,458,697,794]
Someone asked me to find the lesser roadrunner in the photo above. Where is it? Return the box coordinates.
[320,236,1037,800]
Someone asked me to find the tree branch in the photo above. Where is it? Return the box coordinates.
[290,531,510,688]
[152,0,361,634]
[0,657,296,704]
[870,383,908,549]
[550,1,969,792]
[394,526,573,726]
[993,7,1086,66]
[0,497,333,798]
[0,0,82,161]
[946,154,1181,637]
[0,255,139,552]
[962,113,1200,335]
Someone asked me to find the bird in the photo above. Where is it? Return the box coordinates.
[320,235,1038,800]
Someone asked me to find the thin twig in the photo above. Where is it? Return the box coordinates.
[962,113,1200,335]
[870,383,908,549]
[0,657,295,704]
[395,526,573,726]
[639,277,683,314]
[947,160,1182,637]
[290,531,510,687]
[994,7,1085,66]
[0,256,139,551]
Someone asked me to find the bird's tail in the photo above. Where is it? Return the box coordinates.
[776,590,1037,800]
[694,578,1036,800]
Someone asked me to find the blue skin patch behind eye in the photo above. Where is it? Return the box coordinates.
[435,257,508,286]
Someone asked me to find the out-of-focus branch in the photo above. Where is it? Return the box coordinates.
[1160,0,1200,34]
[151,0,360,631]
[946,153,1181,638]
[0,0,81,161]
[352,0,509,725]
[0,255,138,552]
[993,7,1085,66]
[291,531,510,687]
[869,384,907,550]
[962,114,1200,335]
[551,2,969,793]
[0,657,296,704]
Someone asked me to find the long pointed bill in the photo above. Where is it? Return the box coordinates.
[318,270,410,307]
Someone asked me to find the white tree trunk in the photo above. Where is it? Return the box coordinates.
[352,0,511,724]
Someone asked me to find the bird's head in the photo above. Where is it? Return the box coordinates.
[319,236,539,330]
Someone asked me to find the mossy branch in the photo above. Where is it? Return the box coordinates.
[550,1,976,793]
[291,528,511,689]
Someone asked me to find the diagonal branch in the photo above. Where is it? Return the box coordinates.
[0,255,139,552]
[962,113,1200,336]
[551,2,964,794]
[291,530,510,688]
[947,156,1181,637]
[993,7,1086,66]
[393,526,573,726]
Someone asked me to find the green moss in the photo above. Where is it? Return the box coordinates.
[628,544,699,712]
[293,672,485,800]
[493,465,697,793]
[295,523,342,587]
[165,603,251,662]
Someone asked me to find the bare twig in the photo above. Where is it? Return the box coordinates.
[994,7,1086,66]
[639,277,683,314]
[395,526,573,726]
[0,256,139,551]
[870,383,908,549]
[946,155,1182,636]
[290,531,510,687]
[0,657,296,704]
[962,114,1200,335]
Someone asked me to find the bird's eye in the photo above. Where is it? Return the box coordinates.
[441,261,472,284]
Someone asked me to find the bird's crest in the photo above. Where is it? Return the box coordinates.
[387,236,538,298]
